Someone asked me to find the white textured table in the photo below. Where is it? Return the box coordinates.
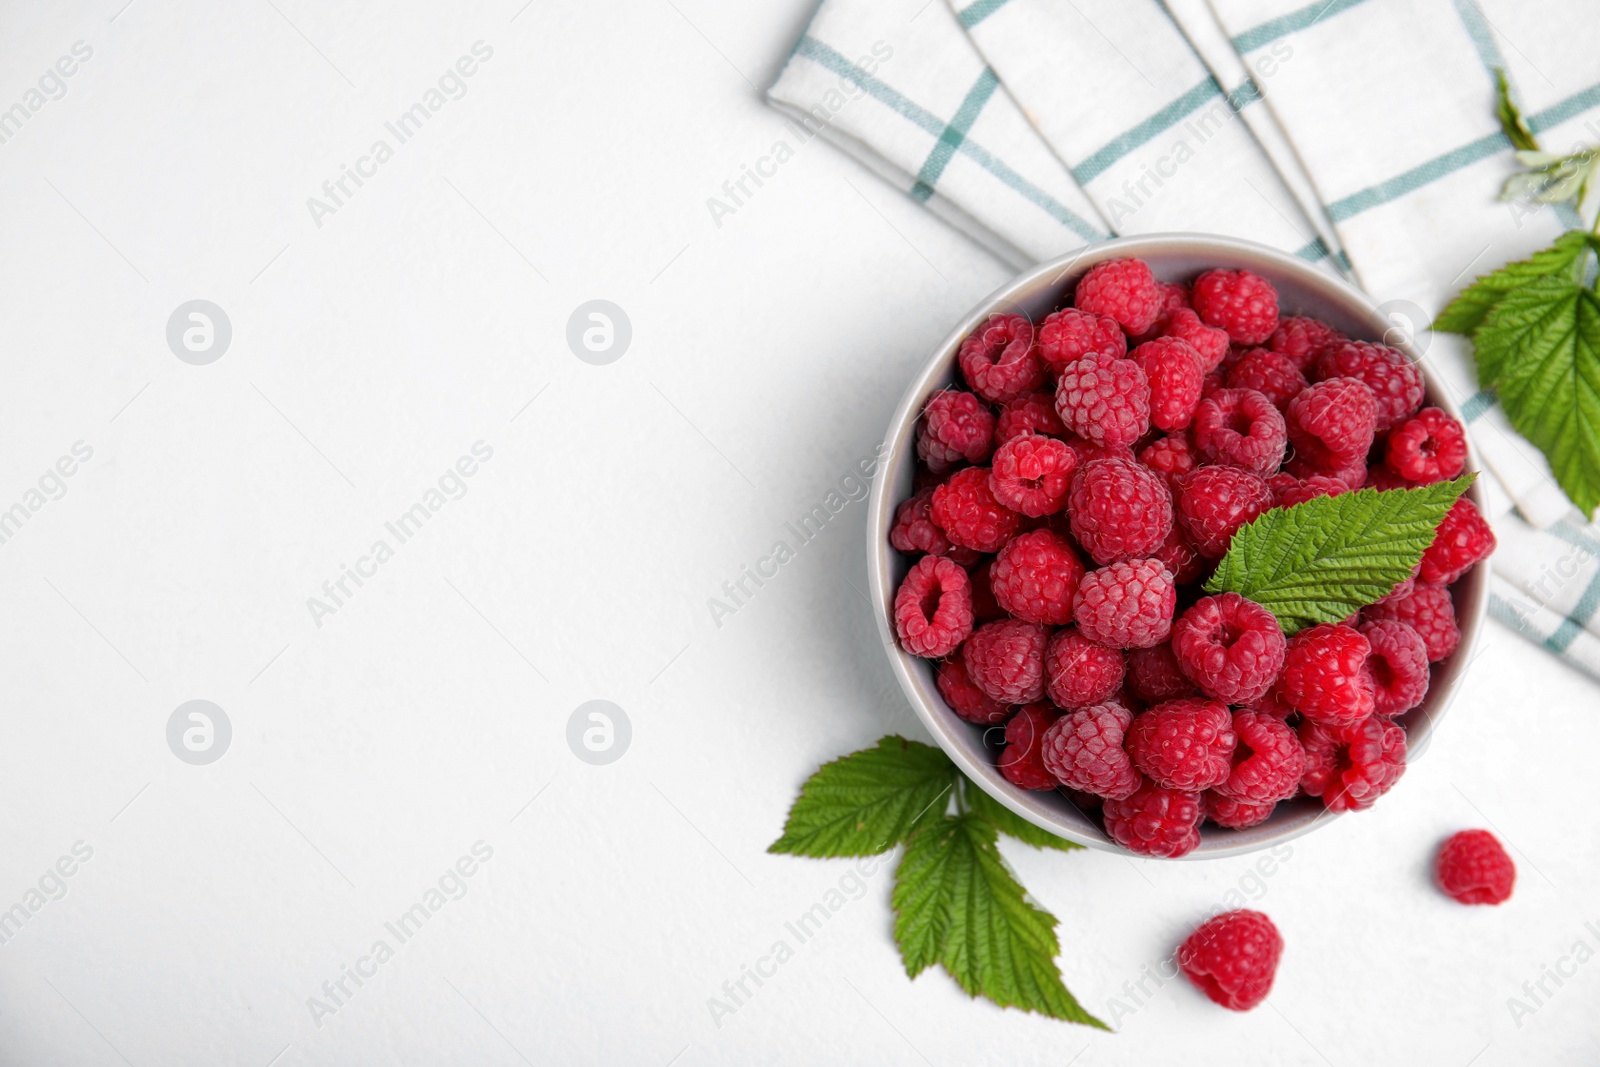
[1,1,1596,1064]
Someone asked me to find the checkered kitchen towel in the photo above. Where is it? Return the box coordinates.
[768,0,1600,678]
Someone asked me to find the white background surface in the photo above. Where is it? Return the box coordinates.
[1,1,1598,1064]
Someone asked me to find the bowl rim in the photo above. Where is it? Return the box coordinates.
[866,232,1489,861]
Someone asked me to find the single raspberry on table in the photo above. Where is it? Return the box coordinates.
[917,389,995,472]
[1419,496,1495,584]
[964,618,1049,704]
[931,467,1024,553]
[999,702,1063,790]
[989,432,1078,517]
[995,392,1066,445]
[1192,269,1279,345]
[1360,619,1430,716]
[1204,792,1276,829]
[1171,592,1287,704]
[1152,525,1208,585]
[1215,710,1305,804]
[1178,910,1284,1011]
[1132,337,1206,432]
[1139,433,1197,490]
[958,313,1043,404]
[1067,457,1174,564]
[894,555,974,658]
[1268,472,1349,508]
[1279,623,1376,725]
[1316,341,1424,433]
[1045,628,1125,709]
[1074,258,1162,335]
[1192,388,1288,475]
[889,488,979,565]
[1102,781,1203,857]
[1270,316,1345,371]
[1126,642,1197,703]
[1435,829,1516,905]
[1037,308,1126,375]
[1126,697,1236,792]
[1365,581,1459,662]
[1298,714,1407,812]
[1041,702,1142,799]
[1174,466,1274,559]
[1164,307,1231,371]
[1286,377,1378,469]
[1226,347,1307,409]
[1055,353,1151,448]
[1074,557,1176,649]
[1387,407,1467,484]
[990,529,1084,625]
[936,648,1009,725]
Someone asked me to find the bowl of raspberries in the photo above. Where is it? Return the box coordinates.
[868,234,1491,859]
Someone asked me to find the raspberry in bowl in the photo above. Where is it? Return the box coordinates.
[867,235,1489,859]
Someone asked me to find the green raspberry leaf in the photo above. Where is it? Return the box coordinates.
[1435,230,1597,336]
[1476,278,1600,517]
[1494,67,1541,153]
[963,780,1084,853]
[892,814,1107,1028]
[768,736,958,857]
[1205,478,1475,634]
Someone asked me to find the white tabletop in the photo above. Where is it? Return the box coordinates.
[1,1,1596,1064]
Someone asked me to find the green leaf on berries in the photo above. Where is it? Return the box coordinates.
[1435,230,1598,336]
[963,781,1084,853]
[1206,478,1475,634]
[768,736,958,857]
[892,814,1107,1028]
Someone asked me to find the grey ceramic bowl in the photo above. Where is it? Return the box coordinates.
[867,233,1488,859]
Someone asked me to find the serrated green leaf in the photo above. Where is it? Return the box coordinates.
[1435,230,1597,336]
[1495,68,1541,153]
[892,815,1107,1028]
[1205,478,1475,633]
[963,780,1083,852]
[1476,278,1600,517]
[768,736,958,857]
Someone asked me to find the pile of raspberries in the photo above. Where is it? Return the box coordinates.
[890,258,1495,858]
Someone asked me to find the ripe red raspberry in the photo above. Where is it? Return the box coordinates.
[1063,437,1135,467]
[1037,308,1126,375]
[964,619,1049,704]
[1164,307,1230,371]
[1126,697,1236,791]
[1226,347,1307,409]
[1074,558,1175,648]
[1044,628,1125,708]
[1192,388,1288,475]
[1134,281,1193,342]
[1373,567,1419,608]
[1074,258,1161,335]
[1215,710,1305,803]
[1174,466,1274,559]
[995,392,1066,445]
[1067,457,1174,564]
[894,555,974,658]
[1268,473,1349,508]
[968,559,1005,622]
[958,313,1043,404]
[1171,593,1287,704]
[991,529,1084,625]
[1365,582,1459,662]
[1286,377,1378,469]
[1298,714,1407,812]
[1102,781,1202,857]
[1420,496,1495,584]
[1316,341,1424,432]
[1055,353,1151,448]
[1386,407,1467,484]
[999,702,1062,790]
[931,467,1024,553]
[1244,686,1296,719]
[1286,451,1369,492]
[1139,433,1196,490]
[1435,829,1516,905]
[917,389,995,472]
[1132,337,1205,432]
[1152,525,1207,585]
[1178,910,1283,1011]
[1279,623,1375,725]
[1042,702,1141,799]
[936,648,1009,725]
[1192,269,1279,345]
[989,433,1078,517]
[889,488,980,565]
[1270,316,1345,372]
[1360,619,1430,716]
[1203,792,1276,829]
[1364,462,1413,492]
[1127,642,1197,703]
